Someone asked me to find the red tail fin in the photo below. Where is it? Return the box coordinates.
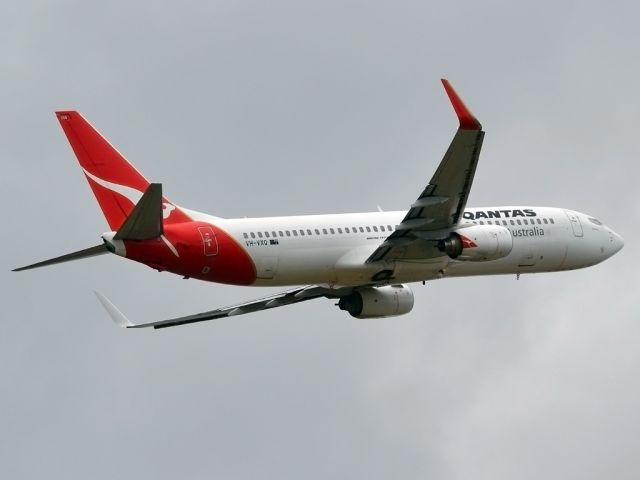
[56,111,190,229]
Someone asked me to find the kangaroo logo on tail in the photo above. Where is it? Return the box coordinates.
[162,203,176,219]
[56,111,190,229]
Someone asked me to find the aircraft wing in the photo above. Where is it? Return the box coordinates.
[367,79,484,263]
[95,285,352,329]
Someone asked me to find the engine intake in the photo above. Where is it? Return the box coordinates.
[338,284,414,319]
[438,225,513,261]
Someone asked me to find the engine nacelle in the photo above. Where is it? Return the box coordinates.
[438,225,513,261]
[338,284,414,319]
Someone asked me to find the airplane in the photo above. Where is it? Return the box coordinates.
[13,79,624,329]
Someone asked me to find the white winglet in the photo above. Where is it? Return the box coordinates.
[94,291,135,328]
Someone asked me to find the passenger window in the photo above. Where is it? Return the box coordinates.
[366,226,371,232]
[243,233,248,239]
[265,232,270,238]
[516,220,521,225]
[299,230,305,236]
[272,231,277,237]
[359,227,364,232]
[337,228,343,234]
[379,226,385,231]
[250,232,256,238]
[502,221,508,226]
[543,219,548,224]
[373,226,378,232]
[387,225,393,231]
[323,228,328,235]
[550,218,555,224]
[315,229,320,235]
[278,231,284,237]
[257,232,263,238]
[537,219,542,224]
[523,220,528,225]
[510,220,515,225]
[330,228,335,234]
[479,221,485,225]
[307,229,312,235]
[345,227,350,233]
[293,230,298,236]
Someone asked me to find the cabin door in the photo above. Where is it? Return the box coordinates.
[564,211,584,237]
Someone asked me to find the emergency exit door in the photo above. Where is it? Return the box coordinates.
[198,226,219,256]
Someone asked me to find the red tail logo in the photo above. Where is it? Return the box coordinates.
[56,111,190,229]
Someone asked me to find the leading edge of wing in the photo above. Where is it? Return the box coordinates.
[441,78,481,130]
[94,286,347,329]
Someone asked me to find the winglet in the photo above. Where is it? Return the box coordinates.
[441,79,482,130]
[94,291,135,328]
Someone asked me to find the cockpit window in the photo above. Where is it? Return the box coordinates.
[588,217,603,226]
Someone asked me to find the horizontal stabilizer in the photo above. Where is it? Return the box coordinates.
[12,244,108,272]
[114,183,163,240]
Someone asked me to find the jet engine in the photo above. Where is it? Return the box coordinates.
[338,284,414,319]
[438,225,513,261]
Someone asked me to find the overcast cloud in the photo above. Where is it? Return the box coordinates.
[1,1,638,478]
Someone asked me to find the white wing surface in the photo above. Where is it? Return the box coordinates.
[95,286,352,329]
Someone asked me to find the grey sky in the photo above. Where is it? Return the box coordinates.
[1,1,638,478]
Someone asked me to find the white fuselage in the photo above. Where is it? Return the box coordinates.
[185,206,624,287]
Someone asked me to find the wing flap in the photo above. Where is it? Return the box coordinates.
[408,128,484,230]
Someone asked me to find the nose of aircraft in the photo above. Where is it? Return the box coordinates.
[610,230,624,255]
